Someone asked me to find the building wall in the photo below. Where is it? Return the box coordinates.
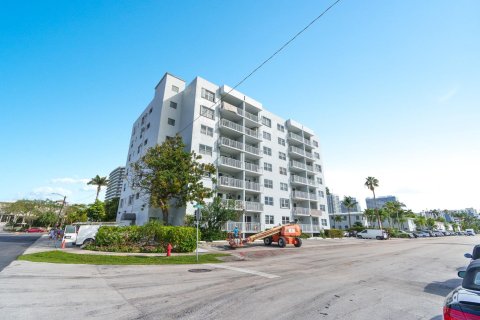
[105,167,125,201]
[117,73,330,231]
[365,195,398,209]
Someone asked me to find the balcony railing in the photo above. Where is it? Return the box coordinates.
[290,160,306,170]
[244,126,261,139]
[292,191,309,200]
[307,179,316,186]
[223,221,261,233]
[288,132,312,146]
[219,156,242,169]
[245,201,263,211]
[220,118,244,133]
[221,102,259,123]
[218,176,243,189]
[292,207,310,216]
[219,137,243,151]
[291,175,308,185]
[289,146,305,156]
[245,180,261,191]
[310,209,322,216]
[240,109,259,123]
[220,199,244,210]
[305,150,313,159]
[245,144,260,155]
[244,162,261,173]
[306,164,314,172]
[298,224,321,233]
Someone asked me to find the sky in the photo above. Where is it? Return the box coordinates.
[0,0,479,212]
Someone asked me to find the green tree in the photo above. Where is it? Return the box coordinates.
[383,201,406,228]
[87,175,109,201]
[4,199,61,227]
[199,197,238,241]
[34,211,57,227]
[104,197,120,222]
[426,217,436,229]
[64,204,88,224]
[333,215,343,228]
[364,176,382,229]
[86,200,106,222]
[414,216,427,229]
[341,196,357,228]
[130,135,216,225]
[364,208,377,227]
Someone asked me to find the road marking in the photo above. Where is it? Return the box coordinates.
[205,264,280,279]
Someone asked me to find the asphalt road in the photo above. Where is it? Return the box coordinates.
[0,233,41,272]
[0,236,476,320]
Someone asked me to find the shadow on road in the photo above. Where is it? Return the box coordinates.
[424,278,461,297]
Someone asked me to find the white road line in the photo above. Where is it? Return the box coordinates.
[205,264,280,279]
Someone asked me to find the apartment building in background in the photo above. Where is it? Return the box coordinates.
[117,73,330,233]
[365,195,398,210]
[105,166,125,201]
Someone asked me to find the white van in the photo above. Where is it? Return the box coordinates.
[357,229,389,240]
[62,225,78,244]
[466,229,476,236]
[74,222,119,247]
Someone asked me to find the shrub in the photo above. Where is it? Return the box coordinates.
[325,229,344,238]
[300,233,311,239]
[91,223,198,253]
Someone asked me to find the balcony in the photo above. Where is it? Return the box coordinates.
[292,207,310,216]
[219,137,243,152]
[244,144,261,156]
[244,162,261,173]
[221,200,263,212]
[298,224,321,233]
[307,178,316,186]
[291,175,308,185]
[218,176,243,189]
[244,126,261,140]
[221,199,244,210]
[245,201,263,212]
[245,180,261,192]
[221,102,259,124]
[289,146,305,157]
[305,150,313,159]
[292,191,317,201]
[306,164,314,172]
[238,109,259,123]
[220,118,244,134]
[223,221,262,233]
[310,209,322,217]
[287,132,312,146]
[219,156,242,169]
[290,160,307,171]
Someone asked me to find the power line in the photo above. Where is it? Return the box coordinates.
[177,0,342,135]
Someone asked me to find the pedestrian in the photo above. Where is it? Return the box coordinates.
[233,226,239,244]
[49,228,55,240]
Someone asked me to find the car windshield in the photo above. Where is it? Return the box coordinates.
[65,226,76,233]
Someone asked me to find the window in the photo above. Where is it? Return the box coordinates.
[262,116,271,127]
[168,118,175,126]
[144,139,148,146]
[278,152,286,160]
[278,138,285,146]
[264,179,273,189]
[277,123,285,132]
[279,167,287,175]
[135,193,140,200]
[317,177,323,185]
[318,190,325,198]
[149,108,153,114]
[280,198,290,208]
[263,146,272,156]
[137,145,141,153]
[265,197,274,206]
[282,216,290,224]
[170,101,177,109]
[201,124,213,137]
[313,140,319,147]
[315,164,322,172]
[314,152,320,159]
[200,105,215,119]
[172,85,179,93]
[123,184,126,191]
[321,219,328,226]
[320,205,326,211]
[120,199,124,208]
[147,123,150,129]
[128,195,134,205]
[128,154,131,161]
[264,162,272,172]
[280,183,288,191]
[199,144,212,156]
[265,214,274,224]
[356,216,360,221]
[201,88,215,102]
[263,131,271,141]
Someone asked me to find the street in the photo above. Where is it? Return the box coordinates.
[0,233,41,272]
[0,236,475,320]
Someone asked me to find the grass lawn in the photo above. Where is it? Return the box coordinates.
[18,250,228,265]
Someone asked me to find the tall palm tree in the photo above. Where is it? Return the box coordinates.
[365,176,382,229]
[87,175,109,201]
[342,196,357,228]
[364,208,376,227]
[334,215,342,229]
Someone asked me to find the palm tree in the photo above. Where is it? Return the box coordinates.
[414,216,427,230]
[364,208,376,227]
[87,175,109,201]
[342,196,357,228]
[334,215,342,229]
[365,176,381,229]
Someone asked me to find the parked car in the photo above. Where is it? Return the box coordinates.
[444,260,480,319]
[466,229,476,236]
[465,245,480,262]
[413,231,429,238]
[433,231,444,237]
[356,229,389,240]
[396,230,415,238]
[26,227,46,233]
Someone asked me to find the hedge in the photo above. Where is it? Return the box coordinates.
[325,229,344,238]
[91,222,198,253]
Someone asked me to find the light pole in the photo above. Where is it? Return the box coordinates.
[50,193,67,226]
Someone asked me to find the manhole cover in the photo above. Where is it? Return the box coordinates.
[188,268,212,273]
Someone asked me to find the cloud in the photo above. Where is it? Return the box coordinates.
[50,177,90,184]
[438,87,459,103]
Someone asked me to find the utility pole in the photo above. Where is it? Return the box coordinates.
[57,196,67,226]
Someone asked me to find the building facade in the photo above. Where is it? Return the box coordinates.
[340,196,362,213]
[105,167,125,201]
[365,195,398,209]
[117,73,330,233]
[327,193,341,215]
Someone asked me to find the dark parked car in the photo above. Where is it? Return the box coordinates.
[444,260,480,319]
[464,245,480,262]
[413,231,429,238]
[26,227,46,233]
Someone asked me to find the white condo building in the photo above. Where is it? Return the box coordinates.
[105,166,125,201]
[117,73,330,233]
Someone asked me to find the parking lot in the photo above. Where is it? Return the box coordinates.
[0,236,476,320]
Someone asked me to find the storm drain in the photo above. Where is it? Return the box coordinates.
[188,269,212,273]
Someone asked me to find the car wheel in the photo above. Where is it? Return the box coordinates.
[80,238,94,249]
[376,236,382,240]
[264,237,272,246]
[294,238,302,248]
[357,235,363,239]
[278,237,286,248]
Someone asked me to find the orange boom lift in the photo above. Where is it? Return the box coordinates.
[228,224,303,248]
